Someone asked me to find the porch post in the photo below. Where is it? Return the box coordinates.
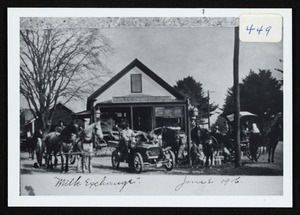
[152,106,155,130]
[186,100,191,167]
[130,106,134,129]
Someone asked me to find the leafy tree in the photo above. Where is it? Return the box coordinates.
[174,76,218,120]
[222,69,283,122]
[211,115,227,132]
[20,28,113,132]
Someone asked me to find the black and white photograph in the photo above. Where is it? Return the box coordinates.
[8,8,292,207]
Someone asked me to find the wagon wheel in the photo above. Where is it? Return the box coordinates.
[245,147,252,160]
[245,144,261,161]
[111,150,120,168]
[95,139,108,156]
[69,153,76,165]
[165,150,175,171]
[133,152,143,173]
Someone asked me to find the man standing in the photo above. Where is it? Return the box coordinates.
[191,123,201,146]
[55,120,65,133]
[249,120,261,162]
[190,123,204,167]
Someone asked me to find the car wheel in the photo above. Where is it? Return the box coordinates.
[165,150,175,171]
[133,152,143,173]
[112,150,120,168]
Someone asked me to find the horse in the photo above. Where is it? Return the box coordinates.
[267,117,283,163]
[247,115,283,163]
[45,123,79,172]
[161,127,182,164]
[35,135,45,166]
[73,121,103,173]
[44,132,62,170]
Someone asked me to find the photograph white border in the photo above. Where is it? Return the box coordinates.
[8,8,292,207]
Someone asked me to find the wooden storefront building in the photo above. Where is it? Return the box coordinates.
[78,59,188,133]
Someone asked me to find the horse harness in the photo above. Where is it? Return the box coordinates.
[80,126,98,153]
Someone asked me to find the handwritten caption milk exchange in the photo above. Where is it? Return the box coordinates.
[54,176,141,192]
[175,176,241,191]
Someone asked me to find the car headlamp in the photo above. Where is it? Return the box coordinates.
[130,142,136,149]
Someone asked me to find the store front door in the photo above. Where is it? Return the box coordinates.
[132,107,152,132]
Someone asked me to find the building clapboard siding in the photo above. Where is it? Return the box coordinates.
[76,59,188,132]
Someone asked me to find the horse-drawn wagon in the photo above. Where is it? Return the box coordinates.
[213,111,262,162]
[213,111,282,163]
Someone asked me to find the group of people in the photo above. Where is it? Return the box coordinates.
[189,118,262,167]
[54,117,148,158]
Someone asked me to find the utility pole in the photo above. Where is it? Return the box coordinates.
[207,90,210,129]
[233,26,241,167]
[207,90,215,130]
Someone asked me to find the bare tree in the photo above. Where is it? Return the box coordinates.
[20,28,113,132]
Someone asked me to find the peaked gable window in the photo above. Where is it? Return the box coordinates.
[131,74,142,93]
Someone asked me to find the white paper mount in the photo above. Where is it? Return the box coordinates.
[239,13,282,42]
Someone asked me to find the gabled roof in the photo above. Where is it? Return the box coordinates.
[87,59,185,109]
[51,102,74,113]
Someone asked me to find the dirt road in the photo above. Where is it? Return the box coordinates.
[20,141,283,176]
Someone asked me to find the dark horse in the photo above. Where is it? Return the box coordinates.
[45,123,79,172]
[267,116,283,163]
[248,115,283,163]
[162,127,182,164]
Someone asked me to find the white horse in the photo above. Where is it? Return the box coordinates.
[74,121,103,173]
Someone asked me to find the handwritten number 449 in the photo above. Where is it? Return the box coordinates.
[246,25,272,36]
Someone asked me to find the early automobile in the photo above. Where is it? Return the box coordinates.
[111,134,175,173]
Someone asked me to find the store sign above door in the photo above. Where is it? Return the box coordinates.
[112,96,172,103]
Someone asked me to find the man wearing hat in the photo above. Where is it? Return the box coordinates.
[55,120,65,133]
[121,123,137,153]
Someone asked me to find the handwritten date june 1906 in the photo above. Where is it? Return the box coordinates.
[175,176,241,191]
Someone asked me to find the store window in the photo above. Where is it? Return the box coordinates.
[131,74,142,93]
[154,106,184,130]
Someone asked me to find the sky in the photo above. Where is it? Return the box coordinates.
[20,26,283,123]
[102,27,283,122]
